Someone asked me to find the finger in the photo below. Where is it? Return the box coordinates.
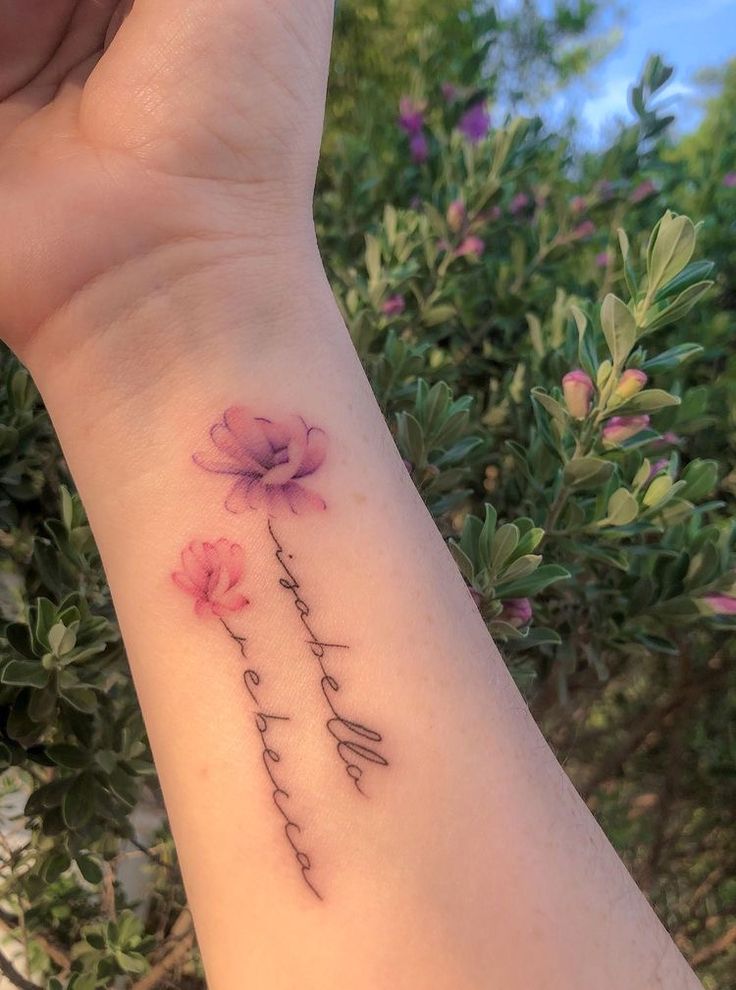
[0,0,77,99]
[104,0,133,49]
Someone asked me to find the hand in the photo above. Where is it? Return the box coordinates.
[0,0,334,361]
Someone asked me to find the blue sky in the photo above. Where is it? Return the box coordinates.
[568,0,736,140]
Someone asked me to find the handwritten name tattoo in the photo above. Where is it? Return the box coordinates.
[170,406,390,899]
[268,519,388,795]
[172,539,320,897]
[219,619,321,899]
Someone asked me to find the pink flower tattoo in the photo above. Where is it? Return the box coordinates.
[172,539,249,617]
[194,406,327,516]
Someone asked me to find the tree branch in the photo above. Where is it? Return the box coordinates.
[129,910,195,990]
[0,946,42,990]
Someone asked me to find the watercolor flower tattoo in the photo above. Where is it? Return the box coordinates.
[172,539,249,618]
[193,406,327,516]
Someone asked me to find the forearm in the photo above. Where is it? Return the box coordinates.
[28,245,699,990]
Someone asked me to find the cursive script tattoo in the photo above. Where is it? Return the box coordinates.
[268,519,389,795]
[183,407,391,898]
[219,619,321,900]
[171,539,320,899]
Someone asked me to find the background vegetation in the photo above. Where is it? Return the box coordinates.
[1,2,734,987]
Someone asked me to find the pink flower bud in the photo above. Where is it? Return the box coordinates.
[562,369,595,419]
[602,415,651,446]
[571,220,596,240]
[595,251,610,268]
[446,198,466,232]
[441,81,458,103]
[409,131,429,163]
[381,295,406,317]
[570,195,587,215]
[500,598,533,628]
[723,172,736,188]
[456,235,484,259]
[613,368,648,401]
[509,192,530,216]
[701,594,736,615]
[630,179,657,203]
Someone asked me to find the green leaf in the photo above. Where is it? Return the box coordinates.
[1,660,50,689]
[641,342,703,373]
[498,554,542,583]
[63,774,95,830]
[680,459,719,502]
[478,504,498,571]
[42,852,71,883]
[643,281,713,333]
[646,212,696,294]
[47,744,89,770]
[654,260,714,302]
[531,388,568,427]
[600,294,636,367]
[615,388,681,414]
[490,523,520,573]
[563,456,615,489]
[76,854,104,885]
[60,686,97,714]
[495,564,571,599]
[604,488,639,526]
[395,411,424,465]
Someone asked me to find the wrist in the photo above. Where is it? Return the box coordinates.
[24,216,332,403]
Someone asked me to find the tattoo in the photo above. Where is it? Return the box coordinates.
[192,405,327,516]
[172,538,320,898]
[219,619,322,900]
[268,518,388,794]
[170,407,389,899]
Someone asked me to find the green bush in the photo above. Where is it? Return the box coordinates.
[1,3,734,987]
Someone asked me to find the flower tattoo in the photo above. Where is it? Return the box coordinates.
[194,406,327,516]
[172,539,249,617]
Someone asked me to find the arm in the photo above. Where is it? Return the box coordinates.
[1,2,700,987]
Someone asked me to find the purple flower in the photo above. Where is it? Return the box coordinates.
[701,594,736,615]
[630,180,657,203]
[595,179,615,201]
[602,414,651,446]
[596,251,610,268]
[381,294,406,317]
[500,598,533,628]
[409,132,429,163]
[647,458,670,481]
[723,172,736,188]
[194,407,327,516]
[456,235,485,259]
[398,96,425,135]
[562,369,594,419]
[509,192,531,216]
[458,101,491,142]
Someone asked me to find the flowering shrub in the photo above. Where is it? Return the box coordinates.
[1,3,734,987]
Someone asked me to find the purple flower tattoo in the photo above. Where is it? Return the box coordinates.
[194,406,327,516]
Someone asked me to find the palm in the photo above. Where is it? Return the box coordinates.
[0,0,332,353]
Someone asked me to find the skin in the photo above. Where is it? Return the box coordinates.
[0,4,703,989]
